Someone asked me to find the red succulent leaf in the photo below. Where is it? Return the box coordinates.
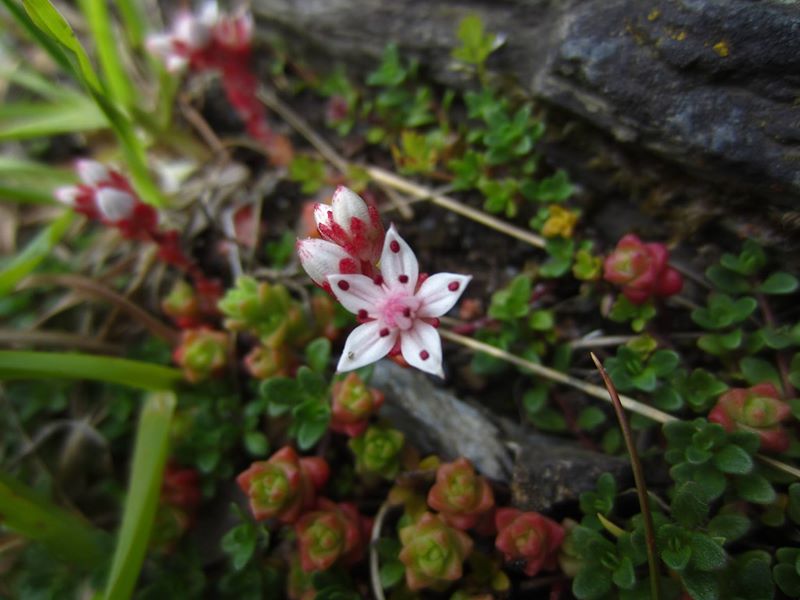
[495,509,565,577]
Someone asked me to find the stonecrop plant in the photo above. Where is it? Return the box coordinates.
[2,2,800,600]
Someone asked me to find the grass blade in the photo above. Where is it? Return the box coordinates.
[78,0,135,107]
[0,99,107,140]
[102,391,176,600]
[0,351,183,390]
[0,210,74,295]
[0,471,107,569]
[0,157,76,204]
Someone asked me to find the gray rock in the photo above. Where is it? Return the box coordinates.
[370,360,514,482]
[511,435,631,512]
[253,0,800,205]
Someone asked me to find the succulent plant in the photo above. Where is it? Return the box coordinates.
[236,446,329,523]
[162,280,201,328]
[330,373,384,437]
[708,382,792,452]
[603,234,683,304]
[295,498,370,572]
[494,508,564,577]
[348,425,404,478]
[172,327,229,383]
[427,457,495,530]
[398,512,474,590]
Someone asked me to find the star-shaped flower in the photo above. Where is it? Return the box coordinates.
[327,225,470,377]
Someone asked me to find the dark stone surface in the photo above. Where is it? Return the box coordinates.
[253,0,800,206]
[371,361,514,482]
[511,435,632,512]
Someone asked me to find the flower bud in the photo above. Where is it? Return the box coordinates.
[348,425,404,479]
[494,508,564,577]
[172,328,229,383]
[236,446,329,524]
[314,186,384,265]
[330,373,384,437]
[398,512,474,590]
[295,499,370,572]
[427,457,494,530]
[76,159,110,186]
[296,238,360,291]
[708,382,792,452]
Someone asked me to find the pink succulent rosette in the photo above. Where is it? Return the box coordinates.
[494,508,565,577]
[398,512,474,591]
[427,457,495,530]
[329,372,384,437]
[708,382,792,452]
[295,498,371,572]
[172,327,229,383]
[603,234,683,304]
[55,159,158,239]
[236,446,330,524]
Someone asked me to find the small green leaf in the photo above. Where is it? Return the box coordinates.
[681,568,720,600]
[671,482,709,528]
[243,431,269,457]
[707,513,749,543]
[488,274,532,320]
[305,338,331,373]
[757,272,798,295]
[734,473,776,505]
[573,564,613,600]
[689,533,727,571]
[612,555,636,590]
[649,350,680,376]
[378,560,405,589]
[712,444,753,475]
[221,522,259,571]
[739,357,781,389]
[577,406,607,431]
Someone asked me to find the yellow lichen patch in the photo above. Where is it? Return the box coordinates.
[647,9,660,22]
[673,30,687,41]
[713,40,730,57]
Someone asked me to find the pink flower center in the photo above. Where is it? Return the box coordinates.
[377,293,420,331]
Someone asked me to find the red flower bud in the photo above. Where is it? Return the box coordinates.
[603,234,683,304]
[495,508,565,577]
[427,458,495,530]
[330,373,384,437]
[295,498,371,572]
[708,382,792,452]
[236,446,329,524]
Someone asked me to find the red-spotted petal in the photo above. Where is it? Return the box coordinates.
[337,321,397,372]
[96,188,135,222]
[76,160,110,186]
[400,321,443,377]
[332,186,370,229]
[380,225,418,292]
[416,273,472,318]
[327,274,384,316]
[297,238,356,286]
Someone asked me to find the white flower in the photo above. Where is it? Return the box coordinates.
[327,225,470,377]
[146,2,220,71]
[314,186,384,264]
[96,187,136,222]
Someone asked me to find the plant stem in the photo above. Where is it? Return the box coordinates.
[590,352,661,600]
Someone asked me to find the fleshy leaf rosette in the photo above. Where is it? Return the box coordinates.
[295,498,371,572]
[348,425,404,479]
[398,512,474,591]
[427,457,495,530]
[162,280,202,329]
[708,382,792,452]
[330,372,384,437]
[603,234,683,304]
[172,328,229,383]
[494,508,565,577]
[236,446,330,523]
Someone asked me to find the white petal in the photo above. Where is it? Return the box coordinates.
[296,238,354,286]
[96,188,135,221]
[416,273,472,318]
[54,186,79,206]
[145,34,173,57]
[75,159,109,186]
[336,321,397,372]
[327,274,384,316]
[198,1,220,27]
[331,186,370,230]
[174,12,210,48]
[313,202,332,230]
[166,54,189,73]
[379,224,418,293]
[400,321,443,377]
